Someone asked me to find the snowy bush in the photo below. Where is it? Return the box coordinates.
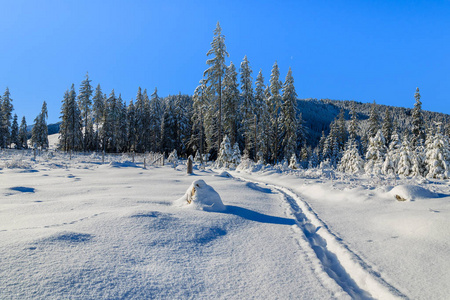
[289,153,299,169]
[176,179,226,212]
[364,130,387,175]
[425,124,450,179]
[167,149,178,168]
[338,139,363,174]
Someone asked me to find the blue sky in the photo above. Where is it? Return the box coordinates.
[1,0,449,124]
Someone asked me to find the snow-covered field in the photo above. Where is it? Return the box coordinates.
[1,144,449,299]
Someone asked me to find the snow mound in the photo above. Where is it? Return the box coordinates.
[388,185,438,201]
[175,179,226,212]
[215,171,233,178]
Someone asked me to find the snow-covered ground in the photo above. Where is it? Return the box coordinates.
[1,143,449,299]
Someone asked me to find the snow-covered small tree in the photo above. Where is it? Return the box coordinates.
[412,87,426,147]
[338,139,364,174]
[364,130,387,175]
[231,142,241,167]
[397,136,419,177]
[167,149,178,168]
[382,131,401,175]
[289,153,299,169]
[368,101,380,139]
[215,135,233,168]
[425,123,450,179]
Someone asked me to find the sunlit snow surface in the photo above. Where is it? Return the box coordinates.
[1,146,450,299]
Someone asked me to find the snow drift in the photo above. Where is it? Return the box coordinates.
[176,179,226,212]
[388,185,438,201]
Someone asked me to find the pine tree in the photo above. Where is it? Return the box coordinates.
[32,101,49,149]
[254,70,266,158]
[150,88,163,152]
[18,116,28,149]
[281,67,297,160]
[348,101,358,141]
[397,135,419,177]
[78,72,93,151]
[1,87,14,148]
[382,131,401,175]
[10,114,19,148]
[60,85,83,151]
[338,139,364,174]
[412,87,426,147]
[240,55,255,154]
[222,62,240,145]
[368,100,379,139]
[425,122,450,179]
[364,130,387,175]
[231,142,241,167]
[92,84,104,151]
[191,80,207,160]
[268,61,283,163]
[381,107,393,146]
[216,135,233,168]
[204,22,229,152]
[127,99,137,151]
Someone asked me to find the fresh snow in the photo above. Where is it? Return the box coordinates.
[1,139,450,299]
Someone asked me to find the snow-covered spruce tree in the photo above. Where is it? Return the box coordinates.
[10,114,19,149]
[289,153,299,169]
[254,69,267,160]
[336,109,347,151]
[261,84,272,162]
[364,130,387,175]
[231,142,241,167]
[268,61,283,163]
[348,101,358,141]
[322,120,340,167]
[31,101,49,149]
[78,72,93,151]
[397,135,419,177]
[59,85,83,151]
[412,87,426,147]
[150,88,163,153]
[382,131,401,175]
[338,139,364,174]
[142,89,152,151]
[240,55,255,154]
[281,67,298,160]
[191,80,208,160]
[222,62,240,145]
[18,116,28,149]
[368,100,380,139]
[204,22,229,152]
[215,135,233,168]
[317,130,326,163]
[296,112,307,152]
[92,84,104,151]
[134,87,145,152]
[381,107,393,146]
[127,99,137,151]
[425,122,450,179]
[1,87,14,148]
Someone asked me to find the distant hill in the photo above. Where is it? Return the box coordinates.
[27,122,61,138]
[297,98,450,147]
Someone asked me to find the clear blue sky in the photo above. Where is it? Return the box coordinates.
[1,0,449,124]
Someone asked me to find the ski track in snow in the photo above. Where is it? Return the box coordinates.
[230,174,407,300]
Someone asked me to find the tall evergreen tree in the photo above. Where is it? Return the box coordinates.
[60,85,82,151]
[10,114,19,148]
[150,88,163,152]
[412,87,426,147]
[254,69,267,159]
[18,116,28,149]
[368,100,379,138]
[92,84,104,151]
[240,55,254,154]
[191,80,208,159]
[78,72,93,150]
[203,22,229,152]
[281,67,297,160]
[32,101,49,149]
[348,101,358,141]
[1,87,13,148]
[268,61,283,163]
[382,107,393,146]
[222,62,240,145]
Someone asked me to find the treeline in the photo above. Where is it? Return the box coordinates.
[59,79,193,155]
